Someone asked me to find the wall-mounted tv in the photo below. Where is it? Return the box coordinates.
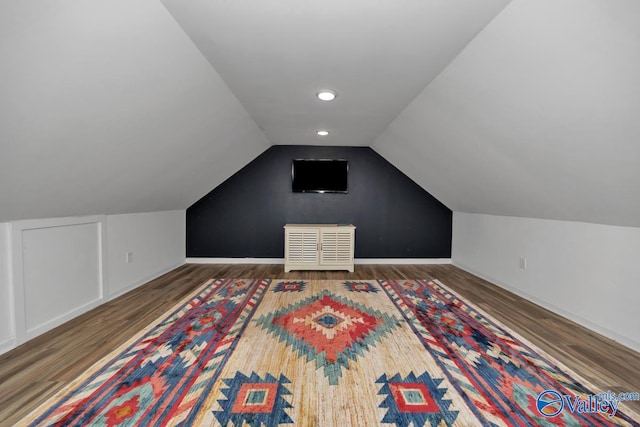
[292,159,348,193]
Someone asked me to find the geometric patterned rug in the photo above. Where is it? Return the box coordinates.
[18,279,640,426]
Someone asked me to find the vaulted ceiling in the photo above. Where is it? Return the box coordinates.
[160,0,510,147]
[2,0,639,226]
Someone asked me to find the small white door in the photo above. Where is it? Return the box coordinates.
[320,229,353,265]
[286,228,319,264]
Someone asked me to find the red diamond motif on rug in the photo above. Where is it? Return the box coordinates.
[230,383,278,414]
[389,382,439,413]
[255,290,401,384]
[274,294,380,363]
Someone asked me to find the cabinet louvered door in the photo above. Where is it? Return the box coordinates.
[285,228,319,266]
[320,229,353,265]
[284,224,355,272]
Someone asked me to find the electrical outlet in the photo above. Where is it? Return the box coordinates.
[126,252,133,264]
[519,257,527,269]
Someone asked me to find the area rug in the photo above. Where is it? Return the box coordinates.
[19,279,639,426]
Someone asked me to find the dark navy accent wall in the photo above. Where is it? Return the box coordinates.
[186,145,452,258]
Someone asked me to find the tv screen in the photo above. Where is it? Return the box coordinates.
[292,159,348,193]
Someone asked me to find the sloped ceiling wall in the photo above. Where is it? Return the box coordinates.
[0,0,269,222]
[373,0,640,227]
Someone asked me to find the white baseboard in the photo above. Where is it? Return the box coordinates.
[1,261,187,354]
[107,261,186,300]
[24,298,103,343]
[453,261,640,354]
[0,336,16,356]
[186,258,284,264]
[187,258,452,265]
[355,258,451,265]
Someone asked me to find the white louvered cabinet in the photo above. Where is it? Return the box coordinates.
[284,224,355,272]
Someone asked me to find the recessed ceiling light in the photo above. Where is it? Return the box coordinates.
[316,130,329,136]
[317,90,336,101]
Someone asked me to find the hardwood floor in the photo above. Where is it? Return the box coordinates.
[0,264,638,425]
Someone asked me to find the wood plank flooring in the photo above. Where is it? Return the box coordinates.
[0,264,638,425]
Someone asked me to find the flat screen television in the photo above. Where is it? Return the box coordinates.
[292,159,348,193]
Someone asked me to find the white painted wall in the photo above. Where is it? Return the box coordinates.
[452,212,640,352]
[0,223,13,353]
[106,210,185,298]
[0,210,185,355]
